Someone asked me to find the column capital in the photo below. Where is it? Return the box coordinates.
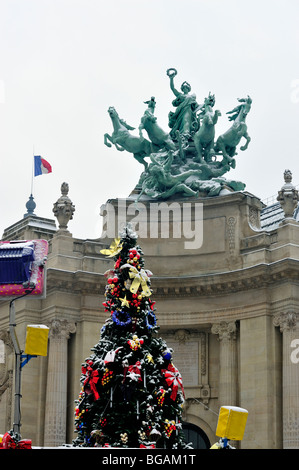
[273,312,299,332]
[47,319,76,340]
[211,320,237,341]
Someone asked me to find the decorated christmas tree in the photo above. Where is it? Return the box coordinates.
[73,226,189,448]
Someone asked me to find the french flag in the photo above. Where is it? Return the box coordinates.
[34,155,52,176]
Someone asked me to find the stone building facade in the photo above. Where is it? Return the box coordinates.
[1,179,299,449]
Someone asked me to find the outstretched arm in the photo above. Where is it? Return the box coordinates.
[167,68,180,97]
[169,76,180,97]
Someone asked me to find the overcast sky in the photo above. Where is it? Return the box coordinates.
[1,0,299,240]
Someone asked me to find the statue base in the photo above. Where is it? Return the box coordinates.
[100,190,263,277]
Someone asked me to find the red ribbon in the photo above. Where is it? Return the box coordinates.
[161,363,185,401]
[140,444,155,448]
[1,432,32,449]
[83,361,100,400]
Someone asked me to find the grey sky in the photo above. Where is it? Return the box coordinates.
[1,0,299,239]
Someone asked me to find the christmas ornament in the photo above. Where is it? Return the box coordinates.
[120,432,128,444]
[161,363,185,401]
[112,310,132,327]
[156,388,166,406]
[104,347,123,364]
[119,295,130,308]
[146,353,154,364]
[99,417,107,428]
[146,309,157,330]
[162,348,172,361]
[100,238,123,257]
[164,419,176,438]
[128,266,152,297]
[82,360,100,400]
[127,335,144,350]
[138,430,146,441]
[124,361,142,383]
[101,368,113,386]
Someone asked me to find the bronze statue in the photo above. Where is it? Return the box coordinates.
[104,69,251,199]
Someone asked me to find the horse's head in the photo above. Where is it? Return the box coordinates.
[204,92,215,107]
[240,96,252,117]
[108,106,118,118]
[227,95,252,122]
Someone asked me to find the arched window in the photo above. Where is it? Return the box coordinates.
[182,422,210,449]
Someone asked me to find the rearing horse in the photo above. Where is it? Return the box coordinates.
[104,106,151,169]
[193,93,221,163]
[214,96,252,165]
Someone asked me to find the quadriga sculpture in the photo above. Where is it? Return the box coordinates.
[103,69,251,200]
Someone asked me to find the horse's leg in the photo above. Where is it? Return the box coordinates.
[165,137,176,152]
[193,134,204,163]
[240,132,251,151]
[204,141,215,162]
[104,133,113,148]
[115,143,125,151]
[134,153,148,170]
[215,136,231,161]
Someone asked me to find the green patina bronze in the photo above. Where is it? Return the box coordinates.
[104,68,252,199]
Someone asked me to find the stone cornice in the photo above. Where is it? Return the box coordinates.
[46,268,106,296]
[152,258,299,297]
[45,257,299,300]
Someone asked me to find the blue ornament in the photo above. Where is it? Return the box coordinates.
[163,349,172,361]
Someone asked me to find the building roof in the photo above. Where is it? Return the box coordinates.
[260,201,299,231]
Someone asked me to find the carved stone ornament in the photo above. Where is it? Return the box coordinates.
[211,321,237,341]
[277,170,299,219]
[273,311,299,332]
[53,182,75,231]
[48,319,77,340]
[174,329,190,344]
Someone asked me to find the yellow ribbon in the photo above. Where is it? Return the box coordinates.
[146,353,154,364]
[100,238,123,257]
[129,267,152,297]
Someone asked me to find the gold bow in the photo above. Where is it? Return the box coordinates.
[100,238,123,257]
[129,266,152,297]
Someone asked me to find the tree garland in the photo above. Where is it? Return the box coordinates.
[145,309,157,330]
[111,309,132,327]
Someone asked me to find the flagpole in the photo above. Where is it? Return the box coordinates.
[31,148,34,196]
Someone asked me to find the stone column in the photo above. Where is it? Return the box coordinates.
[273,312,299,449]
[211,321,238,407]
[44,319,76,447]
